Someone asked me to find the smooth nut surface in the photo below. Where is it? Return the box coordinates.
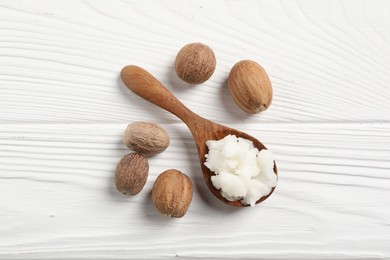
[115,153,149,195]
[152,169,193,218]
[123,122,170,156]
[175,42,216,84]
[228,60,273,114]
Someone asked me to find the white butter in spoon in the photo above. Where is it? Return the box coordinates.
[204,134,277,206]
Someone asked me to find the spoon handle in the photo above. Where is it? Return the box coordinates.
[121,65,201,128]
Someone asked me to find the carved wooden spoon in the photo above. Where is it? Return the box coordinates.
[121,65,277,207]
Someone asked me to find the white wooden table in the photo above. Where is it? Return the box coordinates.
[1,0,389,259]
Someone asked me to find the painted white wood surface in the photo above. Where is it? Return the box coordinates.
[0,0,389,259]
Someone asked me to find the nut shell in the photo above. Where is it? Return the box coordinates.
[175,42,216,84]
[152,169,193,218]
[115,153,149,195]
[123,122,170,156]
[228,60,272,114]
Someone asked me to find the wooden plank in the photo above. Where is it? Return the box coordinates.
[0,0,390,124]
[0,123,389,259]
[1,0,390,259]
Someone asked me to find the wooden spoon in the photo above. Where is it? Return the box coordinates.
[121,65,277,207]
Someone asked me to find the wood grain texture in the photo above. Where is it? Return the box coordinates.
[0,123,389,259]
[0,0,390,124]
[1,0,390,259]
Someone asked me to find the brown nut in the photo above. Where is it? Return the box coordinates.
[175,42,216,84]
[123,122,170,156]
[115,153,149,195]
[152,169,193,218]
[228,60,272,114]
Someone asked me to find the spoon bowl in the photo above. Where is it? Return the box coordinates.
[121,65,277,207]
